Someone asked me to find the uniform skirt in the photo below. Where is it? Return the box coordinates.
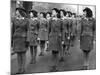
[27,30,38,46]
[38,29,48,41]
[13,37,28,53]
[80,35,93,51]
[48,33,62,51]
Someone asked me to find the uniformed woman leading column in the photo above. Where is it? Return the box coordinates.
[78,7,96,70]
[12,7,28,74]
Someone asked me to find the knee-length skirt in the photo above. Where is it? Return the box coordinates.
[80,35,94,51]
[38,29,48,41]
[48,34,62,51]
[13,37,28,53]
[27,31,38,46]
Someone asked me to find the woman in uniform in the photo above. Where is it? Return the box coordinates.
[38,12,48,56]
[64,11,73,54]
[48,8,62,71]
[71,13,77,46]
[78,7,96,70]
[59,9,70,62]
[12,7,28,74]
[67,11,74,47]
[46,12,52,51]
[28,10,39,64]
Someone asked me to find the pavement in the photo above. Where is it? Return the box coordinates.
[11,38,96,74]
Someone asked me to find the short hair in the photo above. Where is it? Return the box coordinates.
[52,8,60,18]
[46,12,52,17]
[29,10,37,17]
[68,11,72,17]
[60,9,66,16]
[66,11,72,17]
[72,13,76,18]
[40,12,46,18]
[66,11,69,15]
[83,7,93,18]
[52,8,59,13]
[16,7,27,17]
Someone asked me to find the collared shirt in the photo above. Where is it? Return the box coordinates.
[31,17,38,21]
[47,17,51,20]
[61,16,67,20]
[52,17,58,21]
[16,16,24,20]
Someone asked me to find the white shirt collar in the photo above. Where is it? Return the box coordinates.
[61,17,66,20]
[52,17,58,20]
[16,17,24,20]
[31,18,37,21]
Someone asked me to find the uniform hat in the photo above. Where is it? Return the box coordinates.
[52,8,60,18]
[52,8,60,14]
[83,7,93,18]
[16,7,27,17]
[29,10,38,17]
[60,9,66,16]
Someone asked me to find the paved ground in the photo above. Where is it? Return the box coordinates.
[11,38,96,74]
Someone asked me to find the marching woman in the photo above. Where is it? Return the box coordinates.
[28,10,39,64]
[48,8,62,71]
[71,13,77,45]
[38,12,48,56]
[59,9,68,62]
[78,7,96,70]
[64,11,73,54]
[12,7,29,74]
[46,12,52,51]
[67,11,74,47]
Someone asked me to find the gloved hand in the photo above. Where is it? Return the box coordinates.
[67,36,70,39]
[37,37,40,40]
[45,29,47,31]
[62,41,64,44]
[47,40,49,44]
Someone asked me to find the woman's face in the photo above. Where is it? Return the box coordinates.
[66,13,69,17]
[72,15,75,18]
[16,10,20,17]
[37,12,41,19]
[40,13,44,18]
[52,10,57,17]
[46,14,50,19]
[30,12,33,18]
[83,11,86,17]
[60,11,64,17]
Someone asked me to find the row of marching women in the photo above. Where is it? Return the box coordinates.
[11,6,96,74]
